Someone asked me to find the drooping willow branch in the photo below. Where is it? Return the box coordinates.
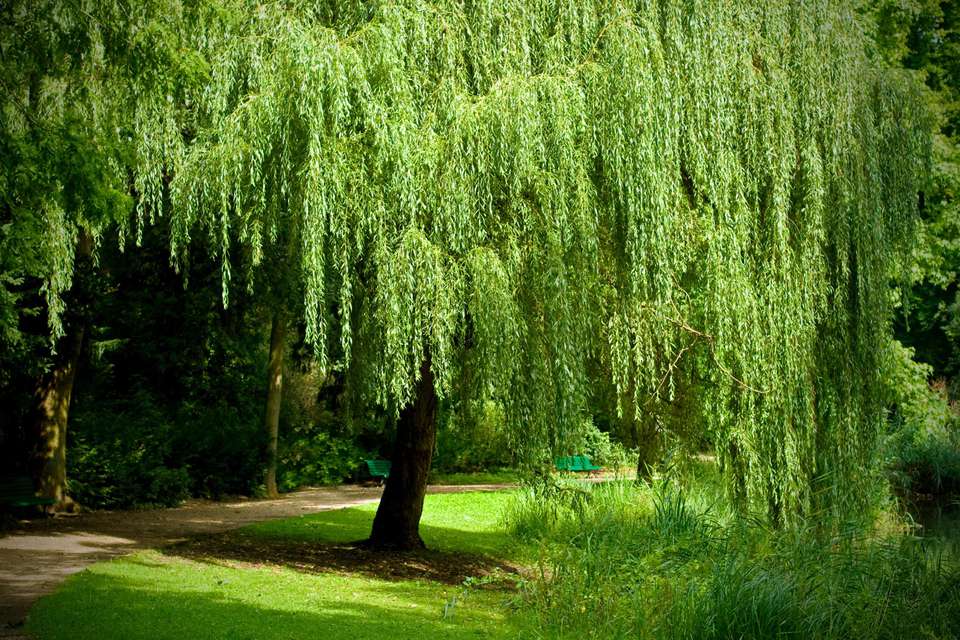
[99,0,930,523]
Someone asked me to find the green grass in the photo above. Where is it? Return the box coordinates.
[27,492,529,640]
[27,550,527,640]
[246,491,517,557]
[31,469,959,640]
[427,469,520,486]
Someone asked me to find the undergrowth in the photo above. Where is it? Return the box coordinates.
[505,467,960,640]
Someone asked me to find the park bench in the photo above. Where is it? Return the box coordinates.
[364,459,391,486]
[0,475,55,510]
[555,455,602,475]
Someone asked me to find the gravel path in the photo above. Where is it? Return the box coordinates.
[0,482,514,637]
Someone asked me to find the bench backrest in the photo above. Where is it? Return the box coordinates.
[555,455,598,472]
[365,460,391,476]
[576,455,599,470]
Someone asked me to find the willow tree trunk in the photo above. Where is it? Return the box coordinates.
[635,427,660,483]
[368,356,437,550]
[628,403,660,483]
[264,311,286,498]
[32,232,93,511]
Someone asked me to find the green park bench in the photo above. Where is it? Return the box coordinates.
[0,475,55,510]
[364,459,392,485]
[555,455,602,474]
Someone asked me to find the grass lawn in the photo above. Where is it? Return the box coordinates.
[245,491,517,557]
[427,469,520,486]
[26,492,530,640]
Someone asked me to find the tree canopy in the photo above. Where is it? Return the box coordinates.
[4,0,932,523]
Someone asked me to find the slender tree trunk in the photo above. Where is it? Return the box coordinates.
[264,311,286,498]
[367,355,438,550]
[32,232,93,511]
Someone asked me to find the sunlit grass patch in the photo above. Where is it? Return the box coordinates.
[427,469,520,486]
[246,491,518,557]
[28,549,526,640]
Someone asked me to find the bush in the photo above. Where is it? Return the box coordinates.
[68,387,265,509]
[68,397,192,509]
[579,420,634,470]
[171,398,267,499]
[888,408,960,497]
[278,428,365,490]
[275,367,369,489]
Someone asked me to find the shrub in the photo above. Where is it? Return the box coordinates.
[278,428,365,490]
[68,386,265,508]
[68,397,192,509]
[171,398,266,499]
[579,420,634,470]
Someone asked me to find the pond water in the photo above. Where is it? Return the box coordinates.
[910,499,960,555]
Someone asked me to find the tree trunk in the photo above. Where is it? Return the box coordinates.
[367,356,438,550]
[32,232,93,511]
[635,427,659,483]
[264,311,286,498]
[33,323,85,510]
[630,409,660,483]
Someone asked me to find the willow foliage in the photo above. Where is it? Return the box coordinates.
[117,0,930,521]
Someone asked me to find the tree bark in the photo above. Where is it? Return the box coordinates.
[33,323,85,510]
[264,311,286,498]
[32,232,93,511]
[635,423,660,483]
[627,399,660,483]
[367,355,438,550]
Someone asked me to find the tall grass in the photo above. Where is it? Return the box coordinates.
[505,468,960,639]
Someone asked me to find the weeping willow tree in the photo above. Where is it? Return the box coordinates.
[125,0,930,545]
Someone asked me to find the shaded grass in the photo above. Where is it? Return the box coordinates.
[168,530,523,585]
[27,492,529,640]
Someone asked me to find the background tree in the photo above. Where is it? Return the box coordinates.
[65,219,270,507]
[2,0,132,508]
[1,0,208,507]
[254,233,303,498]
[870,0,960,397]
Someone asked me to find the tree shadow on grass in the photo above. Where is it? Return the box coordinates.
[166,529,523,586]
[27,566,526,640]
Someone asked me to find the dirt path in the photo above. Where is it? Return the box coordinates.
[0,482,514,636]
